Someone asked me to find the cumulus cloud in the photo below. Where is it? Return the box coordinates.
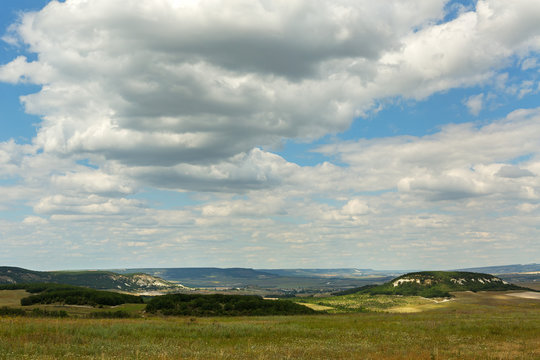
[496,165,535,178]
[318,107,540,201]
[0,0,446,171]
[0,0,538,185]
[51,171,134,195]
[1,0,540,268]
[34,194,143,216]
[122,148,299,192]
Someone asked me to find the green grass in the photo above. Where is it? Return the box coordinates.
[294,293,439,313]
[0,291,537,359]
[0,290,28,307]
[0,289,146,318]
[0,307,538,359]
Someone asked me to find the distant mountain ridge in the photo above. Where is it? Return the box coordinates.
[337,271,531,297]
[113,267,393,290]
[114,267,279,285]
[113,265,539,291]
[456,263,540,274]
[0,266,183,292]
[259,268,401,278]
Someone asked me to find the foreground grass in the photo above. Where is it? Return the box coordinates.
[0,290,538,359]
[1,306,539,359]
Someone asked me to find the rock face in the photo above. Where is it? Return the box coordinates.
[0,266,185,292]
[392,272,508,288]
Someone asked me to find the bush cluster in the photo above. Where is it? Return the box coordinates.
[0,306,68,318]
[30,308,69,317]
[146,293,316,316]
[0,283,144,307]
[21,289,143,307]
[0,306,26,316]
[87,310,131,319]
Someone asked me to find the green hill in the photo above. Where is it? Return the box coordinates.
[0,266,183,292]
[336,271,531,298]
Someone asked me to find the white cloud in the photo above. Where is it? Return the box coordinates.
[34,194,143,216]
[464,93,484,116]
[22,216,48,225]
[0,0,538,182]
[0,56,53,84]
[317,107,540,202]
[1,0,540,269]
[342,198,369,216]
[0,0,447,171]
[521,57,538,70]
[51,171,134,195]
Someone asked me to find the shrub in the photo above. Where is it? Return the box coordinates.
[0,306,26,316]
[146,293,316,316]
[13,283,144,307]
[87,310,131,319]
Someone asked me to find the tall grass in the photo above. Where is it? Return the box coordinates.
[0,306,538,359]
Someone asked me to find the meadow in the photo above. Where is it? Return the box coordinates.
[0,290,539,359]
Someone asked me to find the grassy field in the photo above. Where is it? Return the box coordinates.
[0,290,28,307]
[0,290,538,359]
[294,293,438,313]
[294,290,540,314]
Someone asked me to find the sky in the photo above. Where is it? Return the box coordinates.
[1,0,539,271]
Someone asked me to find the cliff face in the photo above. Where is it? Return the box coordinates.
[392,271,508,288]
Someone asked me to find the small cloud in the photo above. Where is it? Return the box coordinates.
[521,58,538,71]
[496,165,535,178]
[22,216,48,225]
[517,203,539,213]
[463,93,484,116]
[342,198,369,216]
[494,73,508,90]
[518,80,534,99]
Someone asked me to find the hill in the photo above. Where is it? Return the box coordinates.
[0,267,183,293]
[115,267,280,285]
[259,268,400,278]
[336,271,531,298]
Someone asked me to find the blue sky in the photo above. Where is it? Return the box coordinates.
[0,0,49,143]
[1,0,539,270]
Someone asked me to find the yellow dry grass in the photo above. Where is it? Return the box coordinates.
[0,290,28,307]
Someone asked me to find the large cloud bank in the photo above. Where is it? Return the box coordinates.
[1,0,540,269]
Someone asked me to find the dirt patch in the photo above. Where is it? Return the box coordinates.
[299,303,334,311]
[387,306,422,313]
